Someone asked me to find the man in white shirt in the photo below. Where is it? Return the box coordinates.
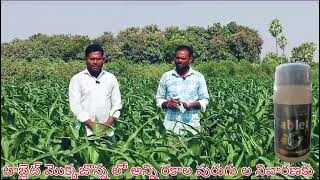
[68,44,122,141]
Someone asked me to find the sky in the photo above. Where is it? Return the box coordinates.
[1,1,319,61]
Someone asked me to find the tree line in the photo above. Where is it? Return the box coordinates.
[1,20,317,64]
[267,18,317,64]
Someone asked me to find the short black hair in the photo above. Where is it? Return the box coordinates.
[175,45,193,58]
[85,44,104,57]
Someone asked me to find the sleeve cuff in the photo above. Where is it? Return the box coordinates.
[197,99,209,112]
[156,99,167,108]
[110,110,120,119]
[78,112,90,122]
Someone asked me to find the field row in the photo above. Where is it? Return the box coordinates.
[1,77,319,179]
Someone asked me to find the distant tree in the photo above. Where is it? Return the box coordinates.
[1,34,91,61]
[277,35,287,58]
[118,27,140,38]
[269,19,283,54]
[226,21,239,34]
[164,26,182,39]
[142,24,161,33]
[209,35,236,61]
[208,22,263,62]
[93,32,114,46]
[185,26,209,39]
[93,32,123,62]
[184,26,210,62]
[262,52,288,64]
[1,39,30,59]
[163,26,211,63]
[163,35,191,62]
[207,23,235,61]
[39,34,91,61]
[228,27,263,63]
[291,42,317,64]
[1,22,266,64]
[207,23,224,37]
[118,25,165,63]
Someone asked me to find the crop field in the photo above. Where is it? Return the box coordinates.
[1,67,319,179]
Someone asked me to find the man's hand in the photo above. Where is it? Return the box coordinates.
[182,102,191,110]
[94,117,116,136]
[85,119,96,130]
[162,99,180,110]
[182,102,201,111]
[99,117,116,130]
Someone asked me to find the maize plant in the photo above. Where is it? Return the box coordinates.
[1,75,319,179]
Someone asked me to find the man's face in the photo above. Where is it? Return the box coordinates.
[175,49,192,69]
[86,51,105,73]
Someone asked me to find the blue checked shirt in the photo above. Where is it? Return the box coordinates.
[156,67,209,134]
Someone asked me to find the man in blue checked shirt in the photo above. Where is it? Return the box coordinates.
[156,45,209,135]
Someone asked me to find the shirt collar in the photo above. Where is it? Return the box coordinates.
[171,67,194,77]
[83,68,105,79]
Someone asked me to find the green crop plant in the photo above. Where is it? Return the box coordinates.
[1,67,319,179]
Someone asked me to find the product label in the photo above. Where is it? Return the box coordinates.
[274,104,311,157]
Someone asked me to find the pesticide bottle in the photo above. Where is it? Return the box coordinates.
[273,63,312,162]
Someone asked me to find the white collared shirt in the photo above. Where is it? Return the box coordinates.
[68,68,122,136]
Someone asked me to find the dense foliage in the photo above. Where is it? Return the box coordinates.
[291,42,318,64]
[1,22,264,63]
[1,59,319,179]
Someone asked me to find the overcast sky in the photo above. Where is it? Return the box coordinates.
[1,1,319,60]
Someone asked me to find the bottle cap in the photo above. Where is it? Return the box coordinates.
[275,63,311,85]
